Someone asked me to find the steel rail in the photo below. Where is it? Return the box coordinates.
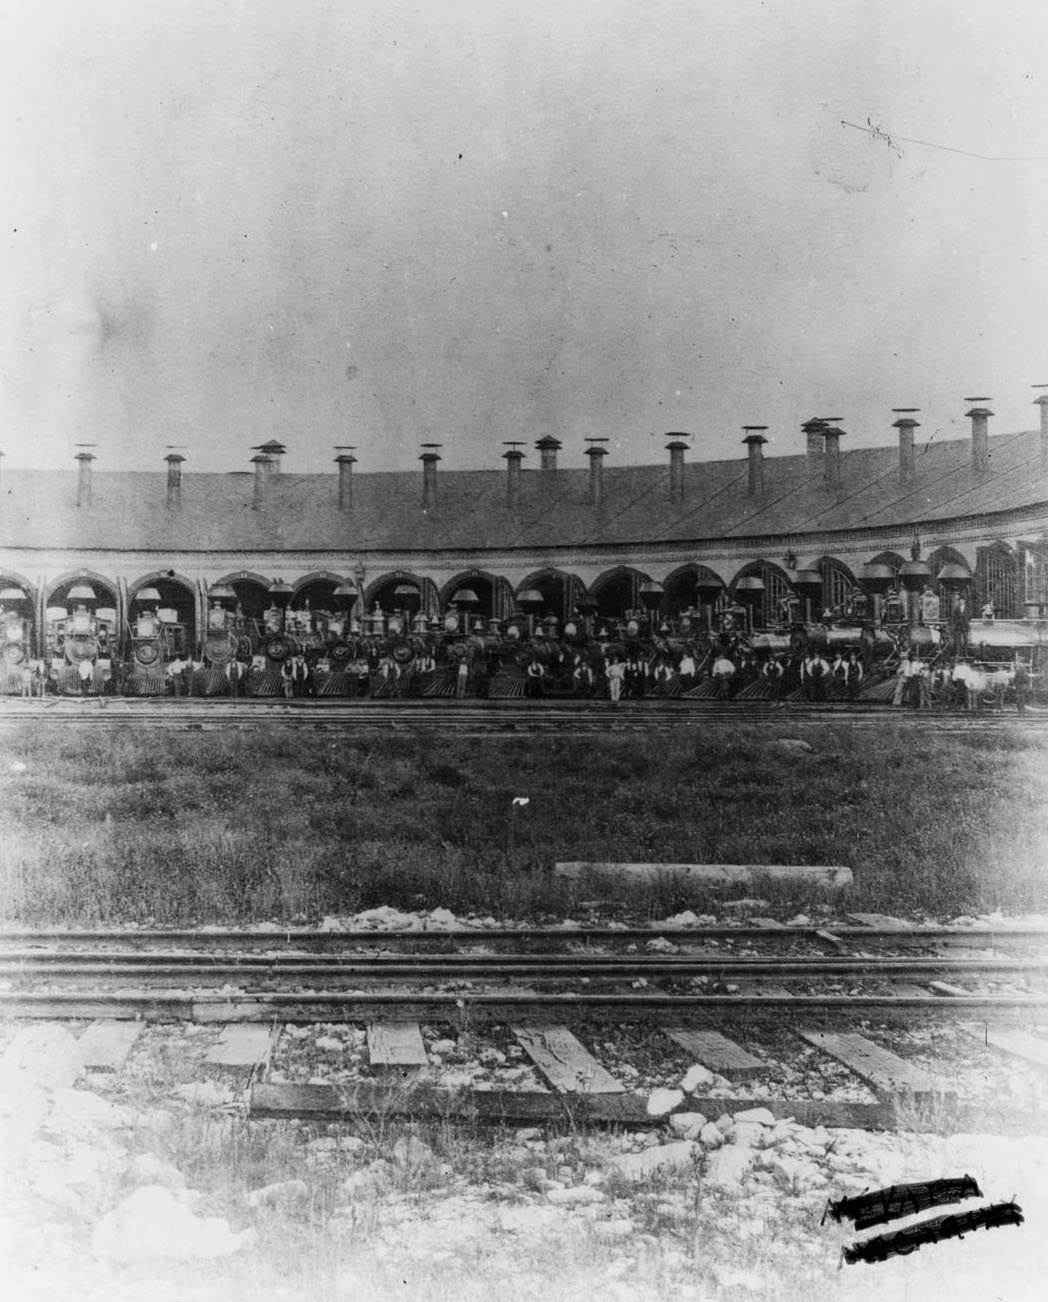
[1,926,1045,946]
[3,989,1048,1018]
[1,956,1045,978]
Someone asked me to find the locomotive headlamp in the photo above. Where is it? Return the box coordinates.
[638,581,665,611]
[0,586,26,602]
[207,583,236,602]
[134,586,162,604]
[451,588,480,608]
[68,583,97,603]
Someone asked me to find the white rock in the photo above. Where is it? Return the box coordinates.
[246,1179,309,1209]
[646,1087,684,1117]
[92,1186,255,1261]
[680,1064,715,1093]
[669,1112,707,1139]
[46,1089,133,1139]
[127,1153,187,1190]
[0,1024,83,1092]
[705,1145,755,1188]
[715,1113,734,1133]
[699,1123,724,1148]
[393,1135,433,1166]
[431,1039,457,1055]
[547,1185,605,1205]
[592,1218,635,1239]
[729,1122,766,1148]
[768,1156,823,1192]
[172,1081,235,1107]
[610,1141,698,1180]
[314,1035,343,1052]
[732,1107,776,1127]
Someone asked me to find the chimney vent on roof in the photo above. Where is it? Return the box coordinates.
[252,440,286,474]
[742,427,768,498]
[665,434,689,502]
[1033,386,1048,469]
[802,418,827,460]
[535,435,562,471]
[251,453,273,509]
[420,443,441,509]
[821,425,845,488]
[164,451,185,508]
[502,441,525,509]
[334,448,356,512]
[584,439,608,507]
[892,409,920,485]
[964,398,992,472]
[75,447,96,507]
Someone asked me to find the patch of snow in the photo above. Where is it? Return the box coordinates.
[92,1185,255,1261]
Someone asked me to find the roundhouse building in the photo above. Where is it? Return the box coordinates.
[2,401,1048,672]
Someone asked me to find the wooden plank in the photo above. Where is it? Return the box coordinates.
[247,1083,1033,1134]
[847,913,914,929]
[511,1024,624,1094]
[205,1023,273,1069]
[929,981,970,998]
[889,983,934,1000]
[367,1022,428,1068]
[966,1025,1048,1068]
[77,1020,143,1070]
[663,1027,763,1078]
[554,863,852,889]
[799,1030,951,1098]
[750,917,785,930]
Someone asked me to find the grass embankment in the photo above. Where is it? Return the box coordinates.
[0,722,1045,924]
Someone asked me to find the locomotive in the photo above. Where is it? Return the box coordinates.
[44,589,117,695]
[0,603,32,694]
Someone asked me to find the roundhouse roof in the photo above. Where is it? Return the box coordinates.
[1,430,1044,554]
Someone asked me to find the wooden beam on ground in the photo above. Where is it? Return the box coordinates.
[77,1020,143,1071]
[367,1022,428,1069]
[554,863,852,889]
[847,913,914,929]
[889,983,934,1000]
[663,1028,763,1079]
[205,1023,274,1070]
[965,1025,1048,1068]
[248,1083,1038,1135]
[929,981,971,998]
[799,1030,953,1099]
[511,1025,625,1094]
[750,918,785,930]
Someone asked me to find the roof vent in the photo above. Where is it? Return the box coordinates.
[584,438,608,507]
[334,446,356,512]
[251,453,273,509]
[742,427,768,498]
[75,445,97,508]
[252,440,286,474]
[420,443,442,509]
[892,409,920,485]
[820,421,845,489]
[535,435,562,471]
[502,441,525,509]
[964,397,993,473]
[665,433,690,502]
[165,449,186,508]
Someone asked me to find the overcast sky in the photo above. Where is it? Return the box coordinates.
[2,0,1048,476]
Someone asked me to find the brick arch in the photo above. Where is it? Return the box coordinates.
[729,560,793,629]
[291,569,347,596]
[588,565,654,619]
[438,570,515,620]
[515,568,583,624]
[364,571,439,615]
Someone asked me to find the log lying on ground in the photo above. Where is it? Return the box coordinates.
[553,863,853,889]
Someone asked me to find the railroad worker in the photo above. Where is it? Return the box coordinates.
[802,651,829,702]
[77,655,93,696]
[605,656,625,702]
[761,655,785,701]
[980,601,996,623]
[891,653,911,707]
[677,649,697,691]
[991,667,1010,712]
[167,656,184,697]
[572,654,594,698]
[1013,659,1030,714]
[280,655,295,699]
[915,658,932,710]
[711,651,735,699]
[20,664,32,698]
[455,653,469,699]
[525,656,545,699]
[840,649,864,702]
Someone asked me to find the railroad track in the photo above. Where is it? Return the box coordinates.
[1,698,1045,732]
[4,926,1047,1133]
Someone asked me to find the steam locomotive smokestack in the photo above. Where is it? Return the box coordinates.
[742,427,768,498]
[335,451,356,512]
[585,439,608,507]
[666,436,688,502]
[75,450,95,508]
[165,453,185,508]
